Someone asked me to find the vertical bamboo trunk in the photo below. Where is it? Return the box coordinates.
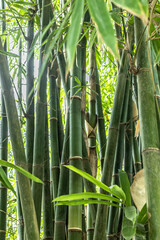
[88,45,97,178]
[16,37,24,240]
[0,95,8,240]
[93,50,129,240]
[95,66,106,171]
[0,38,39,240]
[68,63,83,240]
[32,0,51,230]
[107,76,130,239]
[26,8,34,174]
[54,114,69,240]
[0,1,8,238]
[43,111,54,240]
[124,78,133,184]
[49,62,60,201]
[135,17,160,239]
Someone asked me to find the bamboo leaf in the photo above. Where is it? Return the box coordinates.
[119,170,131,206]
[111,0,148,24]
[0,160,43,184]
[55,199,120,207]
[87,0,119,60]
[109,185,126,202]
[137,203,148,224]
[53,192,123,204]
[124,206,137,224]
[122,217,136,240]
[66,0,84,71]
[0,167,17,196]
[64,165,125,200]
[0,50,19,58]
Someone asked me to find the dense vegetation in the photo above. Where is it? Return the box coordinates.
[0,0,160,240]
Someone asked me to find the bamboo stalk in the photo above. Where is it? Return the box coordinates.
[93,50,129,240]
[0,38,39,240]
[32,0,51,230]
[43,110,54,240]
[135,17,160,239]
[0,1,8,238]
[26,9,34,174]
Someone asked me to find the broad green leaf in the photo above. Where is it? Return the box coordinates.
[66,0,84,71]
[55,199,120,207]
[0,160,43,184]
[87,0,119,60]
[122,217,136,240]
[111,0,148,25]
[53,192,123,204]
[124,206,137,224]
[119,170,131,206]
[110,10,122,26]
[109,185,126,202]
[137,203,148,224]
[0,167,16,196]
[64,165,125,200]
[0,50,19,58]
[136,223,146,239]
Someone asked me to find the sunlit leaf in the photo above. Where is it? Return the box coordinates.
[0,50,19,58]
[119,170,131,206]
[124,206,137,224]
[0,166,16,196]
[110,185,126,202]
[111,0,148,25]
[55,199,120,207]
[0,160,43,184]
[87,0,119,60]
[66,0,84,71]
[53,192,123,204]
[64,165,125,200]
[122,217,136,240]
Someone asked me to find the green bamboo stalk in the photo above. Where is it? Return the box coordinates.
[54,113,69,240]
[0,1,8,238]
[0,96,8,240]
[95,66,106,171]
[107,75,130,240]
[32,0,51,230]
[124,78,133,184]
[132,122,142,173]
[26,7,34,175]
[134,17,160,239]
[68,63,83,240]
[16,37,24,240]
[49,61,60,201]
[56,76,64,159]
[43,110,54,240]
[93,50,129,240]
[0,38,39,240]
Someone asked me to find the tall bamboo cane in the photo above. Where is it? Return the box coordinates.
[135,17,160,239]
[68,63,83,240]
[43,110,54,240]
[26,6,34,175]
[32,0,51,230]
[0,38,39,240]
[0,1,8,238]
[93,50,129,240]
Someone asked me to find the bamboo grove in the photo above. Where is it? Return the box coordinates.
[1,0,160,240]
